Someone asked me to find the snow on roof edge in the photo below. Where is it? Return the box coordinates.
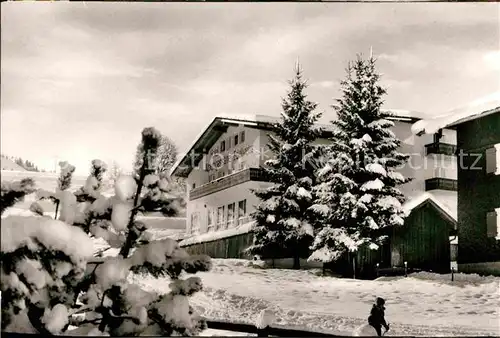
[403,192,457,222]
[170,114,335,177]
[170,115,219,177]
[170,114,271,176]
[412,92,500,136]
[179,221,255,246]
[382,109,428,120]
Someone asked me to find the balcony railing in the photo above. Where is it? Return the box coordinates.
[425,178,458,191]
[425,142,457,156]
[189,168,269,201]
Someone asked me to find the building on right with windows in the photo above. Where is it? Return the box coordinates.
[412,93,500,275]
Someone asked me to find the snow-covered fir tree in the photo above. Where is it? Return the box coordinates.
[33,161,76,220]
[246,63,324,269]
[308,54,411,267]
[1,127,211,336]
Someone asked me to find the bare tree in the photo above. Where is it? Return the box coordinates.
[156,135,178,175]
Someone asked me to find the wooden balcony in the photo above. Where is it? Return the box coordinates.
[189,168,269,201]
[425,142,457,156]
[425,177,458,191]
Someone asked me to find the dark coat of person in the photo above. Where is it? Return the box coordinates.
[368,297,389,336]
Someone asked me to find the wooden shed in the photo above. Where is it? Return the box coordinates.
[329,192,457,278]
[390,193,457,273]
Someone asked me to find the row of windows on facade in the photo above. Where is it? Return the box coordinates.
[205,130,247,184]
[190,199,247,233]
[207,161,249,183]
[190,161,250,190]
[209,130,246,155]
[198,142,500,185]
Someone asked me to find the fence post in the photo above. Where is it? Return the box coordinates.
[256,309,275,337]
[451,267,454,282]
[352,256,356,279]
[376,263,379,278]
[404,261,408,277]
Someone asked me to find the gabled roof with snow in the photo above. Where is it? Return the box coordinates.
[170,114,335,178]
[412,92,500,135]
[403,191,457,224]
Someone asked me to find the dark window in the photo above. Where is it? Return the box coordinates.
[235,134,239,146]
[240,131,245,143]
[192,183,196,189]
[227,203,235,227]
[208,209,213,226]
[238,199,246,217]
[217,206,225,228]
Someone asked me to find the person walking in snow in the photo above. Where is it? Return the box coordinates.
[368,297,390,336]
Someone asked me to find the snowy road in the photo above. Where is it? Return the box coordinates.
[131,259,500,337]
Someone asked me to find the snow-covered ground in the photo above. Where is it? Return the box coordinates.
[3,197,499,337]
[130,258,500,337]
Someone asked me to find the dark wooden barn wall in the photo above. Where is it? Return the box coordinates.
[181,232,254,259]
[181,201,455,275]
[331,201,455,277]
[391,202,453,273]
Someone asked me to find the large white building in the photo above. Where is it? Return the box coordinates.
[171,112,458,269]
[171,115,333,240]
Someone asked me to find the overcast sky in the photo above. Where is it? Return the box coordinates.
[1,3,499,175]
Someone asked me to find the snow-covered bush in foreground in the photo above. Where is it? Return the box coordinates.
[0,178,36,216]
[1,127,212,336]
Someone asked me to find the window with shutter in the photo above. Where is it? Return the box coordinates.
[486,210,498,238]
[497,208,500,240]
[485,147,497,174]
[496,144,500,175]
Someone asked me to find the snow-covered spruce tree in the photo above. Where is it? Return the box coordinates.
[1,127,211,336]
[308,55,411,271]
[33,161,76,220]
[246,63,324,269]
